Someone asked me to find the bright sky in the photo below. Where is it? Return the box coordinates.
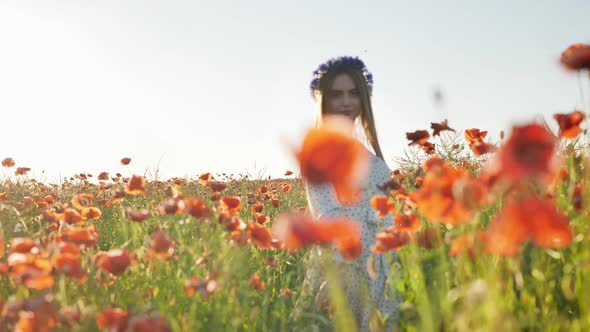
[1,1,589,182]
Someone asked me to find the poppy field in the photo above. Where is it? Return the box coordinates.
[0,44,589,331]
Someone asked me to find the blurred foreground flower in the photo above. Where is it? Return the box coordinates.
[295,115,369,204]
[560,43,590,71]
[485,197,573,256]
[272,213,362,260]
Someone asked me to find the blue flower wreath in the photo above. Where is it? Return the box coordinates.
[309,56,374,96]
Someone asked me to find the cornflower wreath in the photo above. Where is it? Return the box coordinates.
[309,56,374,96]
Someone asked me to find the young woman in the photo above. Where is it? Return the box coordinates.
[296,56,400,331]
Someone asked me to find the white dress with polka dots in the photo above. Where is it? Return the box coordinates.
[302,150,401,330]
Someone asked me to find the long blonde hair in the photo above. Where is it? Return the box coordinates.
[313,68,385,160]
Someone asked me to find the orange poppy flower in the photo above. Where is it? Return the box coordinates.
[2,157,15,167]
[251,202,264,214]
[183,197,211,219]
[120,157,132,165]
[560,43,590,70]
[126,208,150,222]
[125,175,146,196]
[393,214,422,234]
[97,308,129,331]
[469,141,497,156]
[219,196,242,217]
[259,184,268,194]
[370,195,395,218]
[51,252,87,283]
[296,122,369,204]
[81,207,102,220]
[280,288,293,297]
[11,257,55,290]
[406,130,430,146]
[60,226,98,248]
[198,173,213,186]
[485,197,573,256]
[449,231,486,260]
[62,208,85,225]
[553,110,585,139]
[249,274,265,290]
[431,119,455,137]
[127,315,171,332]
[10,237,36,253]
[96,249,132,275]
[411,158,485,225]
[281,183,292,192]
[150,230,175,258]
[247,222,273,249]
[495,123,557,184]
[6,295,59,332]
[255,212,270,224]
[337,236,363,260]
[98,172,109,180]
[464,128,488,143]
[372,228,410,253]
[284,170,293,176]
[15,167,31,175]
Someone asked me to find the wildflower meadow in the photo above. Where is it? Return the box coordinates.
[0,44,589,331]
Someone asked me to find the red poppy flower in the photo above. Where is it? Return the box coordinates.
[372,227,410,253]
[98,172,109,180]
[393,214,422,234]
[431,119,455,137]
[553,110,585,139]
[296,120,370,205]
[485,197,573,256]
[560,43,590,70]
[60,226,98,248]
[97,308,129,332]
[120,157,132,165]
[495,123,557,184]
[251,202,264,214]
[183,197,211,219]
[52,252,87,283]
[284,170,293,176]
[270,197,281,207]
[219,196,241,217]
[126,208,150,222]
[249,274,265,290]
[96,249,132,275]
[247,222,273,249]
[406,130,430,146]
[259,184,268,194]
[126,175,146,196]
[2,157,15,167]
[370,195,395,218]
[421,142,435,154]
[150,230,175,258]
[449,231,486,260]
[469,141,497,156]
[127,315,171,332]
[255,212,270,224]
[62,208,85,225]
[15,167,31,175]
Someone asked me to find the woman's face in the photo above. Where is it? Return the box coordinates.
[323,73,361,121]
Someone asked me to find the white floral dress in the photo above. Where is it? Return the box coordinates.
[300,150,401,331]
